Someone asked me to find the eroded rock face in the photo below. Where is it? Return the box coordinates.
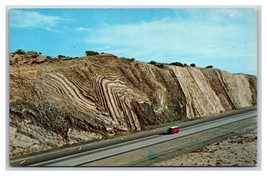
[9,53,257,157]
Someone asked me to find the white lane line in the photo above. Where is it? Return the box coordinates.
[34,112,256,166]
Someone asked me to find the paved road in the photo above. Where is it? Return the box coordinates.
[27,108,256,166]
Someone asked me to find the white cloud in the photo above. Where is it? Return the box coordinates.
[75,27,91,32]
[87,17,256,60]
[173,8,256,25]
[45,27,61,33]
[10,9,68,30]
[85,11,256,75]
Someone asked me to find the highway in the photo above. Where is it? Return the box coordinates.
[10,107,257,167]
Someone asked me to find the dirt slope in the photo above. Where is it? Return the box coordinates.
[9,53,257,157]
[154,129,257,166]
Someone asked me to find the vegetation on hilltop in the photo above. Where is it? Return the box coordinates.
[11,49,215,69]
[120,57,135,62]
[85,50,99,56]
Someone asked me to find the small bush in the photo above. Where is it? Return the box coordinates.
[148,61,165,68]
[157,63,164,68]
[120,57,135,62]
[85,50,99,56]
[183,63,188,66]
[190,63,196,67]
[149,61,157,65]
[57,55,71,60]
[14,49,26,55]
[58,55,65,60]
[46,56,53,60]
[170,62,184,67]
[206,65,213,68]
[27,51,38,55]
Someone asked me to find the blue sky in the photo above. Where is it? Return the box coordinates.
[9,8,257,75]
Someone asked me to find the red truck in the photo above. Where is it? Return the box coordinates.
[167,126,180,134]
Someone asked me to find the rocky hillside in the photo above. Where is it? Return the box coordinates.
[9,52,257,157]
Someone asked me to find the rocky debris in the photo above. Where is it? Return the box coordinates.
[9,53,56,66]
[154,129,257,166]
[9,53,257,157]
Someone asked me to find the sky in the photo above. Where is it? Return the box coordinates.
[9,8,257,75]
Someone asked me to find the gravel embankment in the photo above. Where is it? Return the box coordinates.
[154,129,257,166]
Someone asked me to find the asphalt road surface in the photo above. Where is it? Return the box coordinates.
[24,108,256,167]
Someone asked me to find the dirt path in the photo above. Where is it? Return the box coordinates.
[154,129,257,166]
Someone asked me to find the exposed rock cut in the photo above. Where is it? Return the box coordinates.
[9,53,257,157]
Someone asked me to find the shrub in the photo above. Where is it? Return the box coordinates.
[85,50,99,56]
[183,63,188,66]
[157,63,164,68]
[206,65,213,68]
[27,51,38,55]
[170,62,184,67]
[148,61,165,68]
[57,55,71,60]
[14,49,26,55]
[190,63,196,67]
[58,55,65,60]
[120,57,135,62]
[46,56,53,60]
[149,61,157,65]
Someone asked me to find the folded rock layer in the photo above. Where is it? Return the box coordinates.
[9,53,257,157]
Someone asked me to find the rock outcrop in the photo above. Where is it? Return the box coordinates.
[9,53,257,157]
